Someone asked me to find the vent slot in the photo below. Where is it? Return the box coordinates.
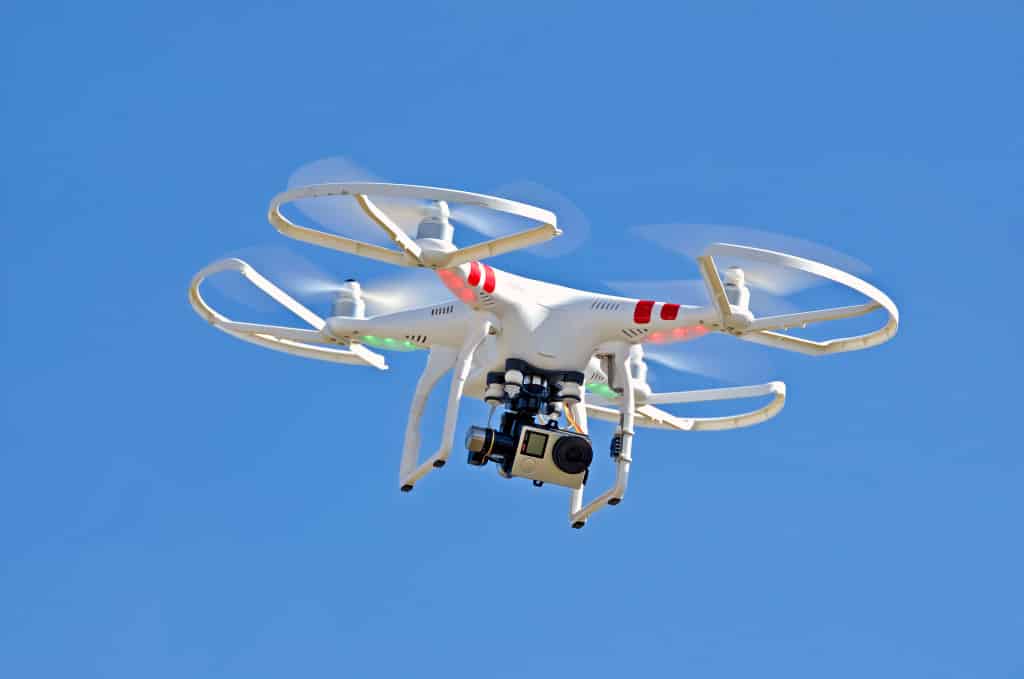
[430,304,456,316]
[591,299,622,311]
[478,294,497,308]
[405,334,428,345]
[621,328,647,339]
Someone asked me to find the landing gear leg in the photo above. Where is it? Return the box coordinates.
[398,314,494,491]
[568,344,636,528]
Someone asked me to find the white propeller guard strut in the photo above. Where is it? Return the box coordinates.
[188,258,387,369]
[268,182,560,269]
[701,243,899,355]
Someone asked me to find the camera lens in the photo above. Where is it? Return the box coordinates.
[465,426,515,466]
[552,435,593,475]
[465,426,494,466]
[465,426,491,453]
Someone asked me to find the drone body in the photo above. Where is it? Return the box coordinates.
[190,181,899,528]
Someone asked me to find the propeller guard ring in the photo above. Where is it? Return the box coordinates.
[585,381,787,432]
[267,182,561,269]
[189,257,387,369]
[702,243,899,356]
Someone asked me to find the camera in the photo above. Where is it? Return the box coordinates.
[464,359,593,489]
[466,422,592,489]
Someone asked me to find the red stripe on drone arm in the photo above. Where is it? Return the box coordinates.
[483,265,496,293]
[660,303,680,320]
[467,261,481,287]
[634,300,655,324]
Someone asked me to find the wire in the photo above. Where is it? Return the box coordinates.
[565,405,581,433]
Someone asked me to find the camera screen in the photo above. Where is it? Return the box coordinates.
[522,430,548,458]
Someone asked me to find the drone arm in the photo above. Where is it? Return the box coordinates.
[398,314,495,491]
[189,257,387,369]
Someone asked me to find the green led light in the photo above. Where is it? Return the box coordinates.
[357,334,422,352]
[586,382,618,398]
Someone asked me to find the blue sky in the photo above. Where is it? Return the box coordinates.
[2,2,1022,677]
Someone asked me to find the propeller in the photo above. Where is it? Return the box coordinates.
[603,223,873,387]
[631,223,871,296]
[455,180,591,257]
[641,335,776,386]
[609,223,873,319]
[285,157,589,256]
[285,157,421,243]
[206,245,455,318]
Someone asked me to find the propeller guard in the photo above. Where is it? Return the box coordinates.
[189,258,387,369]
[268,182,560,269]
[585,381,787,432]
[698,243,899,355]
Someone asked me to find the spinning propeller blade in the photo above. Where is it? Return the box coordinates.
[641,334,778,386]
[631,223,871,296]
[287,157,589,256]
[450,181,591,257]
[207,246,454,317]
[286,157,426,242]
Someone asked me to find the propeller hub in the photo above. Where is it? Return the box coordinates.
[724,266,751,312]
[724,266,745,285]
[331,280,366,318]
[415,200,453,243]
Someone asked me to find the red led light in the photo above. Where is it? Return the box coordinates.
[662,325,710,343]
[437,268,469,294]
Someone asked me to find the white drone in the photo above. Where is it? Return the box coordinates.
[190,180,899,529]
